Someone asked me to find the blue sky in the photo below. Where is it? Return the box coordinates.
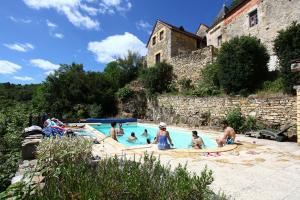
[0,0,230,84]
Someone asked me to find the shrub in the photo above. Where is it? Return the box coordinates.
[14,138,227,200]
[117,86,134,102]
[261,77,284,93]
[217,36,269,94]
[139,62,175,94]
[87,104,103,118]
[274,22,300,94]
[225,107,245,133]
[193,63,220,97]
[178,78,192,92]
[242,116,258,131]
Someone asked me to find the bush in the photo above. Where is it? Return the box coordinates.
[117,86,134,102]
[139,62,175,94]
[217,36,270,94]
[12,138,228,200]
[193,63,220,97]
[225,107,245,133]
[261,77,284,93]
[274,22,300,94]
[178,78,192,92]
[87,104,103,118]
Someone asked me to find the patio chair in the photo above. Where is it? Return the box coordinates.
[245,125,292,142]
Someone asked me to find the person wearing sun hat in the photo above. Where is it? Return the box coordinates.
[153,122,174,150]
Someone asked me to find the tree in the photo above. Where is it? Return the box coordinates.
[217,36,269,95]
[140,62,175,94]
[274,22,300,94]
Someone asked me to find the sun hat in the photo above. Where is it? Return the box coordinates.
[159,122,167,129]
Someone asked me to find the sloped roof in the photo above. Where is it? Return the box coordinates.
[146,20,202,47]
[213,4,229,25]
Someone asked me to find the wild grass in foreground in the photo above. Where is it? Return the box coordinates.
[18,137,228,200]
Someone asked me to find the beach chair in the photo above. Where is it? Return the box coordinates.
[246,125,292,142]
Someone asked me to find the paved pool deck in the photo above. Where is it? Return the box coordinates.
[89,124,300,200]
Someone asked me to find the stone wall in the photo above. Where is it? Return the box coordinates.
[169,46,214,83]
[147,95,297,131]
[295,86,300,144]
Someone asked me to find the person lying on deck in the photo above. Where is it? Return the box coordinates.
[192,131,204,149]
[153,122,173,150]
[128,132,138,142]
[216,120,236,147]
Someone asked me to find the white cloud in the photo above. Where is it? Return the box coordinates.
[54,33,64,39]
[30,59,60,70]
[136,20,151,34]
[102,0,121,6]
[87,32,147,63]
[0,60,22,74]
[46,20,57,28]
[9,16,32,23]
[44,70,55,76]
[3,43,34,52]
[23,0,100,30]
[13,76,34,81]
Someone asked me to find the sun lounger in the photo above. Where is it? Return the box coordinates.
[245,125,292,142]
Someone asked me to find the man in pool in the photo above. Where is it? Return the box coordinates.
[128,132,138,142]
[110,122,118,141]
[192,131,204,149]
[216,120,236,147]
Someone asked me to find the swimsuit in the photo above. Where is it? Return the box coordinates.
[226,138,234,144]
[157,134,170,150]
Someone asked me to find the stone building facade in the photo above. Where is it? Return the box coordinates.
[207,0,300,69]
[146,20,206,67]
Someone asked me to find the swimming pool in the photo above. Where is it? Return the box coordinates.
[91,123,217,149]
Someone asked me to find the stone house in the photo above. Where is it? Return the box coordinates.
[146,20,207,67]
[207,0,300,70]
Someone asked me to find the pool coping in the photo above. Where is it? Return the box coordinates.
[85,123,238,154]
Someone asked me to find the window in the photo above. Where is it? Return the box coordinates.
[217,35,222,46]
[159,31,164,40]
[155,53,161,63]
[249,10,258,27]
[152,36,156,45]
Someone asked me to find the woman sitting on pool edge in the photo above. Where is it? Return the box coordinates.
[153,122,174,150]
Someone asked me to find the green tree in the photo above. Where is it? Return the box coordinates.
[217,36,269,95]
[140,62,175,94]
[274,22,300,94]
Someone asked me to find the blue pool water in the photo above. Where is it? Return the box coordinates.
[91,123,217,149]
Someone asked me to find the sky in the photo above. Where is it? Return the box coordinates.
[0,0,231,84]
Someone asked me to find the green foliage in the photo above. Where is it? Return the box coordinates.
[87,104,103,118]
[229,0,243,8]
[117,86,134,102]
[242,116,258,131]
[193,63,220,97]
[274,22,300,94]
[225,107,245,133]
[0,103,31,192]
[0,83,39,103]
[28,138,226,200]
[178,78,192,92]
[140,62,175,94]
[261,78,284,93]
[217,36,270,95]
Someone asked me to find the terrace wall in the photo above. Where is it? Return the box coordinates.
[146,95,297,135]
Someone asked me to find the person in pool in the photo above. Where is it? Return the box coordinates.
[153,122,173,150]
[117,123,124,136]
[110,122,118,142]
[192,131,204,149]
[128,132,138,142]
[216,120,236,147]
[141,129,148,137]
